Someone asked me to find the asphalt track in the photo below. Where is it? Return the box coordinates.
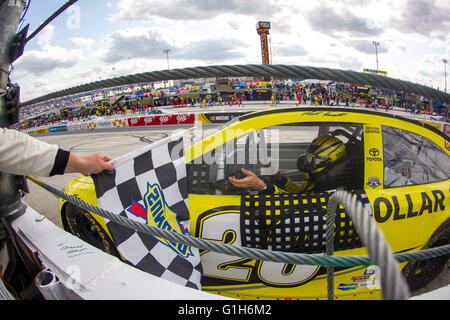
[23,104,449,298]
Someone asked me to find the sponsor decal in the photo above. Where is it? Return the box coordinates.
[300,111,347,117]
[337,283,358,291]
[366,147,382,162]
[364,268,376,275]
[86,122,96,130]
[352,276,371,282]
[112,119,128,128]
[159,115,170,124]
[144,116,154,124]
[48,125,68,132]
[366,148,383,161]
[176,114,188,123]
[34,128,48,135]
[364,126,380,134]
[127,183,193,258]
[367,177,381,189]
[210,115,231,121]
[369,148,379,157]
[443,123,450,135]
[373,190,445,223]
[97,121,112,128]
[128,114,194,127]
[357,280,377,289]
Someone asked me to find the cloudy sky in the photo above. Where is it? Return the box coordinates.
[9,0,450,102]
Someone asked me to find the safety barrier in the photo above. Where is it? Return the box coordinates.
[28,113,198,135]
[25,105,450,137]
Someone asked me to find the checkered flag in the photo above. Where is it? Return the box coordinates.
[91,133,202,290]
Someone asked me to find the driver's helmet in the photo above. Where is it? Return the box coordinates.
[303,135,346,173]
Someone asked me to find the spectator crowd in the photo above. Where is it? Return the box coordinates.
[16,80,449,130]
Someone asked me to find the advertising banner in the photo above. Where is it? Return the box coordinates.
[232,82,246,88]
[443,123,450,135]
[97,119,114,129]
[127,114,195,127]
[48,125,68,133]
[111,118,129,128]
[34,128,49,135]
[86,121,97,130]
[421,120,443,131]
[68,122,87,131]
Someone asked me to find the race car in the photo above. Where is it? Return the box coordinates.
[59,107,450,299]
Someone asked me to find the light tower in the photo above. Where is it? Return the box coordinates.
[256,21,271,65]
[372,41,380,71]
[443,58,447,93]
[163,49,171,70]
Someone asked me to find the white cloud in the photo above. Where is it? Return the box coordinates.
[11,0,450,102]
[110,0,278,21]
[70,37,96,51]
[13,25,83,80]
[100,27,246,64]
[389,0,450,42]
[36,24,56,47]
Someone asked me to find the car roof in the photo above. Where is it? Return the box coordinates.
[238,107,449,140]
[185,107,450,163]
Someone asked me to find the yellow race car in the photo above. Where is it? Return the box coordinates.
[59,107,450,299]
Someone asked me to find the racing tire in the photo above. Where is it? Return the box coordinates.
[403,219,450,292]
[63,203,121,259]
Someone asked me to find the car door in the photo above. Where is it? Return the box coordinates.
[186,118,368,293]
[363,123,450,253]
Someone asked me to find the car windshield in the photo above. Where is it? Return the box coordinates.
[382,126,450,187]
[183,116,241,148]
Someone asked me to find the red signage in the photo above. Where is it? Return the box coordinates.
[443,123,450,135]
[127,114,195,127]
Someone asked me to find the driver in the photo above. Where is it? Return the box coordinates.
[228,135,347,193]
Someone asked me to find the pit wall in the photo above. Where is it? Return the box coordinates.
[29,113,198,135]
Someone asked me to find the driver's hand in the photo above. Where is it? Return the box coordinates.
[228,168,266,191]
[274,171,283,181]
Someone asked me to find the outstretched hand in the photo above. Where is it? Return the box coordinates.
[228,168,266,191]
[65,153,114,176]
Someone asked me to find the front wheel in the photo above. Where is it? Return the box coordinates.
[403,220,450,292]
[63,203,121,259]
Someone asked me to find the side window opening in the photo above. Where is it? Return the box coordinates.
[382,126,450,188]
[188,123,364,195]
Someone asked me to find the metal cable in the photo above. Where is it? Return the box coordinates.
[27,176,450,268]
[25,0,78,43]
[325,198,335,300]
[327,190,410,300]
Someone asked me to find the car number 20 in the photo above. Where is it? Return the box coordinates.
[198,210,321,287]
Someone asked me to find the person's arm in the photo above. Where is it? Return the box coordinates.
[64,153,113,176]
[228,168,266,191]
[0,128,113,177]
[269,171,314,193]
[228,169,314,194]
[0,128,59,176]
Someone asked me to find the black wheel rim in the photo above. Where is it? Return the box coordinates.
[74,212,106,250]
